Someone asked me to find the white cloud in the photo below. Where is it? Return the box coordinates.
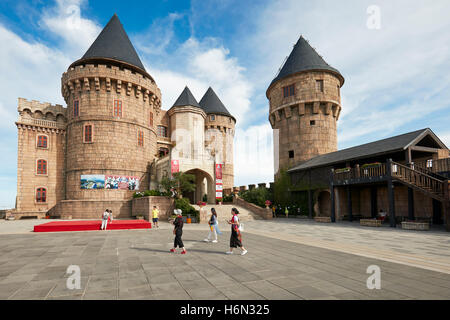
[234,123,274,185]
[40,0,101,57]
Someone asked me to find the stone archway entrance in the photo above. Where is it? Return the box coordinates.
[184,169,215,204]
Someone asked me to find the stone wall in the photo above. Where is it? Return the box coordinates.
[233,196,272,220]
[131,196,174,221]
[53,199,132,219]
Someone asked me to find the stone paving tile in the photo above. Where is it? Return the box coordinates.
[0,282,29,299]
[287,285,332,300]
[9,286,55,300]
[86,278,118,293]
[242,280,300,300]
[119,285,153,300]
[150,281,186,294]
[184,287,228,300]
[119,276,149,290]
[216,283,266,300]
[83,289,118,300]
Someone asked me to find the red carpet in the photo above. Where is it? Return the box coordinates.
[34,220,152,233]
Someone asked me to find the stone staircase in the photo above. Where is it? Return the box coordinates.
[192,204,263,222]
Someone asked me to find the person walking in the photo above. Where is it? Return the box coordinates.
[108,209,114,223]
[226,208,247,255]
[285,206,289,219]
[204,208,222,243]
[170,209,186,254]
[152,206,159,228]
[101,209,109,230]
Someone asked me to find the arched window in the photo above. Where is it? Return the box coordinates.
[37,159,47,175]
[37,135,48,148]
[36,188,46,203]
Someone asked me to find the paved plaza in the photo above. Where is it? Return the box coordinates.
[0,219,449,300]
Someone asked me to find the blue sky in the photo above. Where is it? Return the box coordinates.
[1,0,450,208]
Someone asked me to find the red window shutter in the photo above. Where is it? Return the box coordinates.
[150,112,153,127]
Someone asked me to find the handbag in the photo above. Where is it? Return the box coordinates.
[238,223,244,232]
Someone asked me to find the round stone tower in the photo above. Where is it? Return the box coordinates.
[200,87,236,190]
[61,14,161,214]
[267,36,344,176]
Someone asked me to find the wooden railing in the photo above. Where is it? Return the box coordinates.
[414,158,450,175]
[391,161,446,198]
[333,164,386,183]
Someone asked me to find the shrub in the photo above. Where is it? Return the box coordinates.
[240,187,269,208]
[223,194,233,203]
[175,198,199,221]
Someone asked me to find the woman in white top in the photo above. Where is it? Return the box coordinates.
[101,209,109,230]
[226,208,247,255]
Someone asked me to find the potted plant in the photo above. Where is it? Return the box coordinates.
[265,200,272,208]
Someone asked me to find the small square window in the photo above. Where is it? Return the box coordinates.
[288,150,294,158]
[316,80,324,92]
[37,135,48,148]
[310,120,316,126]
[283,84,295,98]
[210,115,216,121]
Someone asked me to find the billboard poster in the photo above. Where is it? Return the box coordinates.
[105,176,140,190]
[171,160,179,174]
[81,175,105,189]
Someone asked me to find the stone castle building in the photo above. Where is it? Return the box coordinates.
[15,14,235,219]
[269,36,450,230]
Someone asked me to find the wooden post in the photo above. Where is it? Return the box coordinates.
[330,169,336,223]
[308,169,313,219]
[371,186,378,218]
[386,159,396,228]
[347,185,353,222]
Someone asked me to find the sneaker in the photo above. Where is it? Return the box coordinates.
[212,240,218,243]
[203,239,210,242]
[170,249,176,253]
[181,250,187,254]
[241,250,248,256]
[225,251,233,255]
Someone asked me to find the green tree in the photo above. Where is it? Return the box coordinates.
[160,172,196,198]
[273,168,292,207]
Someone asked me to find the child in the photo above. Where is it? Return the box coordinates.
[152,206,159,228]
[170,209,186,254]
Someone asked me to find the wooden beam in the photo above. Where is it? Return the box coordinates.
[410,146,439,153]
[330,169,336,223]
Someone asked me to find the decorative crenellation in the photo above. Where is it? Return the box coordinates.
[16,122,66,134]
[18,98,66,116]
[269,101,342,127]
[61,64,162,111]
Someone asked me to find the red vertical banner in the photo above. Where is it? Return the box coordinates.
[171,160,179,174]
[215,164,223,200]
[215,164,223,180]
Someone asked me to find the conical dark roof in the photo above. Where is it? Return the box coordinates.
[172,86,201,108]
[269,36,344,88]
[70,14,147,74]
[199,87,235,121]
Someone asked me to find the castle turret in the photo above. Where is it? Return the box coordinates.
[267,36,344,177]
[61,14,161,216]
[199,87,235,190]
